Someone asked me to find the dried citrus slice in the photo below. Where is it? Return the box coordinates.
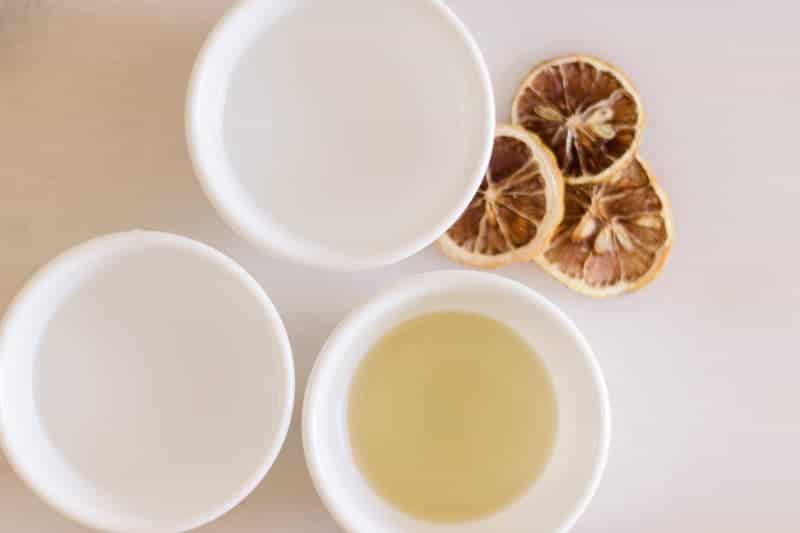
[439,124,564,269]
[536,157,673,297]
[512,55,644,184]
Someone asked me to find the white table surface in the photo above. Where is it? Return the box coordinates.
[2,1,799,531]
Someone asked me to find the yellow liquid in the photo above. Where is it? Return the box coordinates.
[348,312,558,523]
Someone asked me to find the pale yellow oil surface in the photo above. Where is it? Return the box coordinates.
[348,312,558,523]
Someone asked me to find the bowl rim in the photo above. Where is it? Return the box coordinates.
[0,230,295,533]
[185,0,496,272]
[302,269,611,533]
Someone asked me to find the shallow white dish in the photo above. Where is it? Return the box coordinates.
[187,0,495,271]
[303,270,610,533]
[0,231,294,533]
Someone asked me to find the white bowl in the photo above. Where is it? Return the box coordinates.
[0,231,294,533]
[186,0,495,271]
[303,270,610,533]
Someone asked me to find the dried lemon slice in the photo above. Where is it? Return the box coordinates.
[536,157,673,297]
[439,124,564,269]
[512,55,644,184]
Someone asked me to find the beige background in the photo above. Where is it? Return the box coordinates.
[2,1,799,531]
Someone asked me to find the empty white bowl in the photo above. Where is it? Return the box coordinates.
[0,231,294,533]
[303,270,610,533]
[187,0,495,271]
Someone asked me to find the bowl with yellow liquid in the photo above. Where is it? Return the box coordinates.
[303,270,610,532]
